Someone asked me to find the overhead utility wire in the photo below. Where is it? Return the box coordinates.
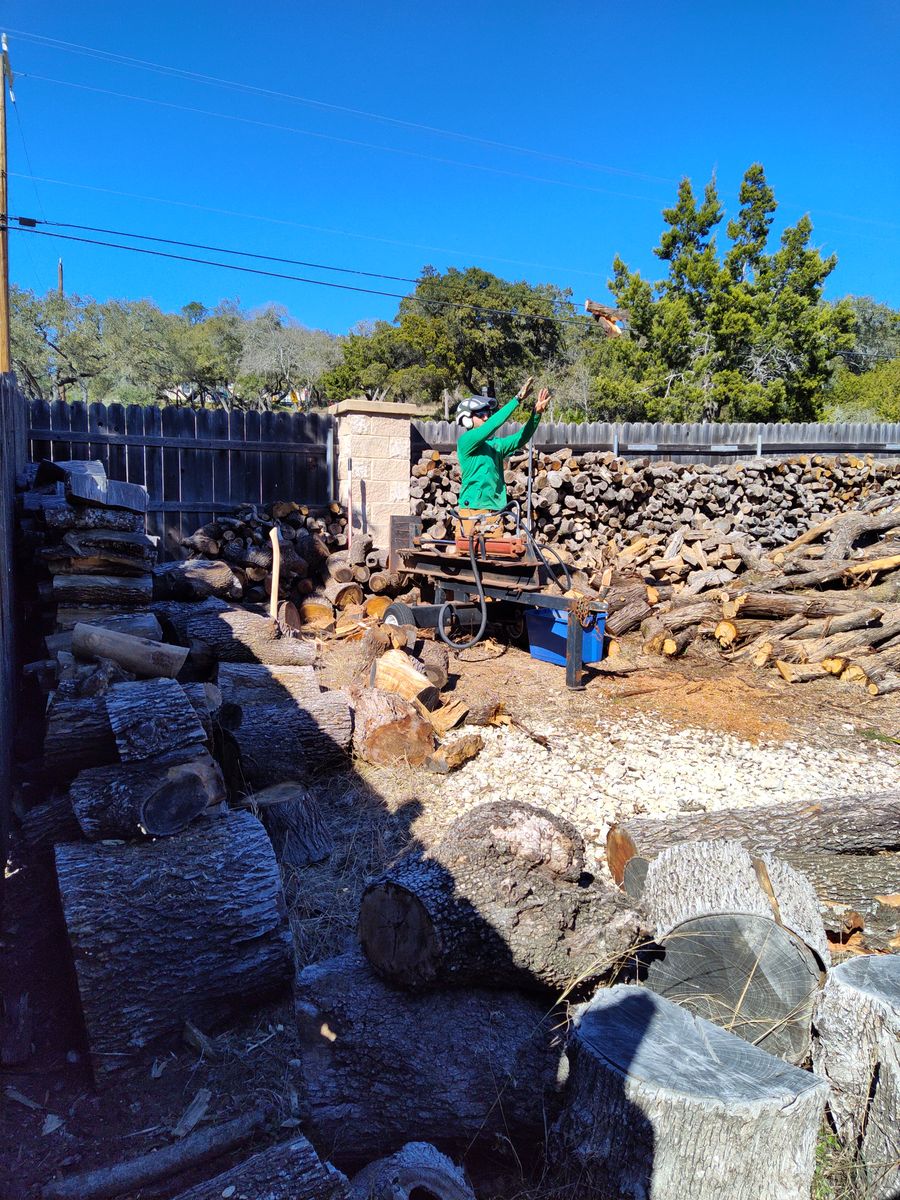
[5,221,596,329]
[7,27,673,185]
[27,216,422,284]
[20,74,662,206]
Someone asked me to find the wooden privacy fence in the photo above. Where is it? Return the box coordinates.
[27,400,335,555]
[414,419,900,463]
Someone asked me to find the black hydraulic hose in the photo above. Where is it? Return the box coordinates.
[436,530,489,651]
[524,525,572,591]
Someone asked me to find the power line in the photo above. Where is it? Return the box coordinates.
[7,27,675,185]
[20,74,664,207]
[6,220,597,329]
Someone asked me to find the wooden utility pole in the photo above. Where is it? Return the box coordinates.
[0,34,11,373]
[58,257,64,296]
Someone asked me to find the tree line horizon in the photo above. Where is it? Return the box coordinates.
[10,164,900,424]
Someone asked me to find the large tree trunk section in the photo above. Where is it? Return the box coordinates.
[295,951,562,1164]
[216,662,321,707]
[360,801,642,994]
[249,782,333,868]
[40,1108,270,1200]
[351,689,435,766]
[45,612,163,656]
[54,811,293,1078]
[43,697,117,777]
[153,559,243,601]
[611,789,900,857]
[72,622,189,679]
[153,598,317,666]
[787,851,900,951]
[640,839,830,964]
[19,795,80,850]
[43,503,146,534]
[169,1136,349,1200]
[68,750,225,840]
[555,985,828,1200]
[226,693,352,790]
[105,678,208,763]
[813,956,900,1200]
[348,1143,474,1200]
[42,529,158,575]
[722,591,881,620]
[52,574,154,607]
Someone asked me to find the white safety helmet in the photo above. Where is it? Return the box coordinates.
[456,395,497,429]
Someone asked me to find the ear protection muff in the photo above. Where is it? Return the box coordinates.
[459,414,474,429]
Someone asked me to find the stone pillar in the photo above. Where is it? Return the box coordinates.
[329,398,420,552]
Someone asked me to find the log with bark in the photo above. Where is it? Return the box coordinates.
[555,985,829,1200]
[105,678,208,763]
[216,662,321,707]
[226,691,352,790]
[42,696,118,777]
[359,801,643,993]
[41,529,159,576]
[371,649,440,709]
[169,1136,349,1200]
[19,795,80,850]
[610,789,900,857]
[153,559,244,601]
[351,689,435,767]
[347,1143,474,1200]
[68,749,225,840]
[54,811,293,1077]
[295,950,563,1163]
[786,851,900,952]
[152,598,317,666]
[52,573,154,607]
[813,956,900,1200]
[424,734,483,774]
[72,622,189,679]
[248,782,333,868]
[45,612,163,656]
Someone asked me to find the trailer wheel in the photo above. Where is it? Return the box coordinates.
[383,602,417,627]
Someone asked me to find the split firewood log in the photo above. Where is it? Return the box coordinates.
[300,597,335,630]
[45,612,163,657]
[72,623,189,679]
[169,1136,349,1200]
[813,956,900,1200]
[351,689,435,766]
[153,559,243,601]
[324,579,364,609]
[152,598,317,666]
[249,782,333,868]
[359,801,642,993]
[555,986,829,1200]
[54,812,293,1077]
[371,649,439,709]
[639,840,827,1063]
[294,950,563,1163]
[68,749,225,841]
[348,1143,474,1200]
[610,789,900,857]
[424,734,483,774]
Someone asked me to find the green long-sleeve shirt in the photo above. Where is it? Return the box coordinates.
[457,397,541,511]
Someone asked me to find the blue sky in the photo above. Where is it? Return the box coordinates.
[5,1,899,332]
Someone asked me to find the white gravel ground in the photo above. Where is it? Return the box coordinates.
[423,713,899,874]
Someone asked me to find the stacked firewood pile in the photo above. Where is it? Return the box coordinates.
[601,499,900,697]
[412,446,900,570]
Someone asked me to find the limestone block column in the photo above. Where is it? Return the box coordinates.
[329,398,419,552]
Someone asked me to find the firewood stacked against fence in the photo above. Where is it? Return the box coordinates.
[412,447,900,571]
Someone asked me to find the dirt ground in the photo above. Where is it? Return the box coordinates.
[2,639,898,1199]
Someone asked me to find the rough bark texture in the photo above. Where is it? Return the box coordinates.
[54,812,293,1077]
[217,662,321,707]
[251,782,333,868]
[640,839,830,963]
[295,951,563,1163]
[153,559,243,601]
[788,851,900,951]
[43,503,146,533]
[19,795,80,850]
[351,689,435,767]
[169,1136,349,1200]
[348,1143,474,1200]
[613,789,900,857]
[555,985,828,1200]
[105,678,208,763]
[813,956,900,1200]
[42,696,117,777]
[68,749,225,840]
[360,801,642,993]
[72,622,189,679]
[227,693,352,789]
[52,574,153,607]
[153,598,317,666]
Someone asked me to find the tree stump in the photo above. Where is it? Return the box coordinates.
[250,782,333,868]
[351,689,435,766]
[348,1143,474,1200]
[295,951,563,1163]
[813,956,900,1200]
[68,749,225,840]
[555,985,828,1200]
[359,801,642,993]
[169,1136,349,1200]
[54,811,293,1077]
[152,598,317,666]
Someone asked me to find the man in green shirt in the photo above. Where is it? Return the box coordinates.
[456,377,550,534]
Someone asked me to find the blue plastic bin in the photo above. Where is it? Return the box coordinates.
[525,607,606,667]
